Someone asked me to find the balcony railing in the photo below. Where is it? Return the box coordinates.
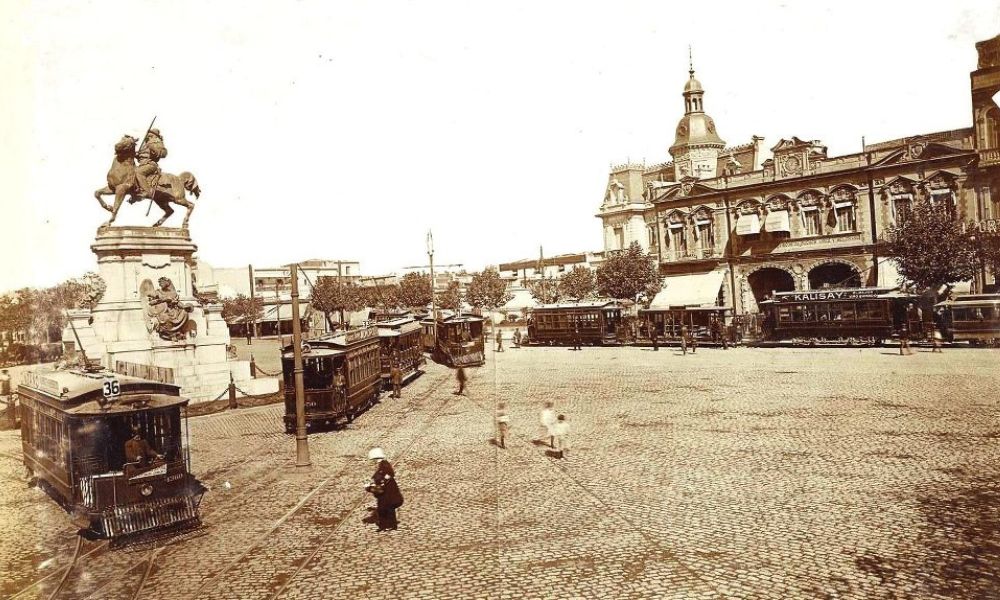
[661,246,723,262]
[980,149,1000,167]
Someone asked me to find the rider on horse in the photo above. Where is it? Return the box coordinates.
[135,129,167,199]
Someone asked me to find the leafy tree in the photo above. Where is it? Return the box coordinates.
[437,280,463,313]
[466,267,513,310]
[397,272,432,309]
[361,282,401,310]
[527,276,562,304]
[221,294,264,336]
[596,242,662,304]
[311,276,364,329]
[884,200,978,290]
[559,266,596,301]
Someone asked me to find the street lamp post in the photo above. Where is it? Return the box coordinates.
[290,264,311,468]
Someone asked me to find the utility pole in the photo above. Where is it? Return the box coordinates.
[290,264,311,467]
[427,230,437,344]
[247,264,256,343]
[275,278,282,345]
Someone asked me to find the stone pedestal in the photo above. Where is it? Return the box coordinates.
[63,226,275,401]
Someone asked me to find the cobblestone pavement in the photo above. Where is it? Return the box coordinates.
[2,346,999,599]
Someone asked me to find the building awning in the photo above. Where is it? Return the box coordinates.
[649,269,728,308]
[764,210,790,233]
[258,302,310,323]
[735,213,761,235]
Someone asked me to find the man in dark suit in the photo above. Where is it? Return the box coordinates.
[125,426,162,466]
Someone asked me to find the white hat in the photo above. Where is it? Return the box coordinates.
[367,447,386,460]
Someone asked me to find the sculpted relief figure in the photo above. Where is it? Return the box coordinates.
[147,277,193,341]
[605,177,626,205]
[94,128,202,228]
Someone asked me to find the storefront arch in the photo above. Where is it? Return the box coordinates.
[745,266,796,312]
[808,261,861,289]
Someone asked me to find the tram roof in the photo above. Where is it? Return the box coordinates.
[376,317,418,328]
[763,287,907,303]
[377,320,422,336]
[534,300,623,310]
[65,393,188,416]
[421,313,485,324]
[935,293,1000,307]
[18,367,181,401]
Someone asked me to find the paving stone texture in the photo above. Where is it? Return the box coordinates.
[2,346,999,599]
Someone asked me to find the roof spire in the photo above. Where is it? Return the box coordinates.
[688,45,694,77]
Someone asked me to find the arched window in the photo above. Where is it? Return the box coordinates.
[664,211,686,259]
[796,192,823,236]
[691,207,714,256]
[829,187,858,232]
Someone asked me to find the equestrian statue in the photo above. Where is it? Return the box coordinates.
[94,126,201,228]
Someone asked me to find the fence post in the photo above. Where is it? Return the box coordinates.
[228,373,237,409]
[250,354,257,378]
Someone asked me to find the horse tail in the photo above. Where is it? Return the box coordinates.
[180,171,201,199]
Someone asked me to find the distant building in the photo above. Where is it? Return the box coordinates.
[497,251,605,314]
[598,35,1000,315]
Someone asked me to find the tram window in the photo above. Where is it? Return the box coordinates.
[778,307,792,322]
[816,305,832,321]
[304,357,333,389]
[833,302,854,320]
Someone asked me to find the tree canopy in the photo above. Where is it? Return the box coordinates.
[220,294,265,333]
[559,266,596,301]
[397,272,432,309]
[311,276,364,328]
[527,276,561,305]
[595,242,662,303]
[466,267,513,310]
[0,273,106,345]
[436,280,463,313]
[884,200,978,290]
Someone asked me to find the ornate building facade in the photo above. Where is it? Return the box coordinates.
[598,35,1000,315]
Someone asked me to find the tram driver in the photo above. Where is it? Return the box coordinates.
[125,425,163,467]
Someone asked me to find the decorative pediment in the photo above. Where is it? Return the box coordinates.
[829,185,858,204]
[882,175,916,196]
[871,141,968,166]
[664,210,686,225]
[795,190,823,207]
[691,205,714,221]
[650,180,718,203]
[771,137,813,152]
[734,199,763,215]
[921,170,958,190]
[765,194,793,211]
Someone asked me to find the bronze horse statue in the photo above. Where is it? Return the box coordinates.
[94,135,201,228]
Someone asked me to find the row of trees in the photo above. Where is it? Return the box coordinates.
[528,243,661,306]
[0,273,106,347]
[220,268,517,333]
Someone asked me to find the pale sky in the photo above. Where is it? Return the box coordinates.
[2,0,998,292]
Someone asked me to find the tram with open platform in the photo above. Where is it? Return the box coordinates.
[526,300,625,346]
[281,326,382,432]
[420,313,486,366]
[934,293,1000,344]
[758,287,916,345]
[18,367,206,540]
[376,316,426,389]
[638,306,733,345]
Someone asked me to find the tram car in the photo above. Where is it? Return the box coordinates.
[18,368,206,540]
[934,293,1000,344]
[281,326,382,432]
[376,316,426,390]
[638,306,733,345]
[758,287,916,345]
[526,300,625,346]
[420,313,486,366]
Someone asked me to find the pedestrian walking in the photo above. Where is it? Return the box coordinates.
[690,329,698,354]
[512,328,522,348]
[573,321,582,351]
[538,401,556,447]
[930,325,944,353]
[651,328,659,351]
[552,414,570,458]
[0,369,11,424]
[390,362,403,398]
[680,324,688,355]
[495,328,504,352]
[365,447,403,532]
[454,366,467,395]
[899,325,913,356]
[495,402,510,449]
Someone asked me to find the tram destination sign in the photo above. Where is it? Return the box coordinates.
[776,289,885,302]
[342,326,378,344]
[22,372,62,396]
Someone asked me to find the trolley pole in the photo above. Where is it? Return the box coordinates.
[290,264,311,467]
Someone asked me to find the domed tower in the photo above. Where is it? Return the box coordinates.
[669,51,725,181]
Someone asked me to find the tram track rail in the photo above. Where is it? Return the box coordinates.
[185,370,457,600]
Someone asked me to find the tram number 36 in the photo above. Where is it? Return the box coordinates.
[103,378,121,398]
